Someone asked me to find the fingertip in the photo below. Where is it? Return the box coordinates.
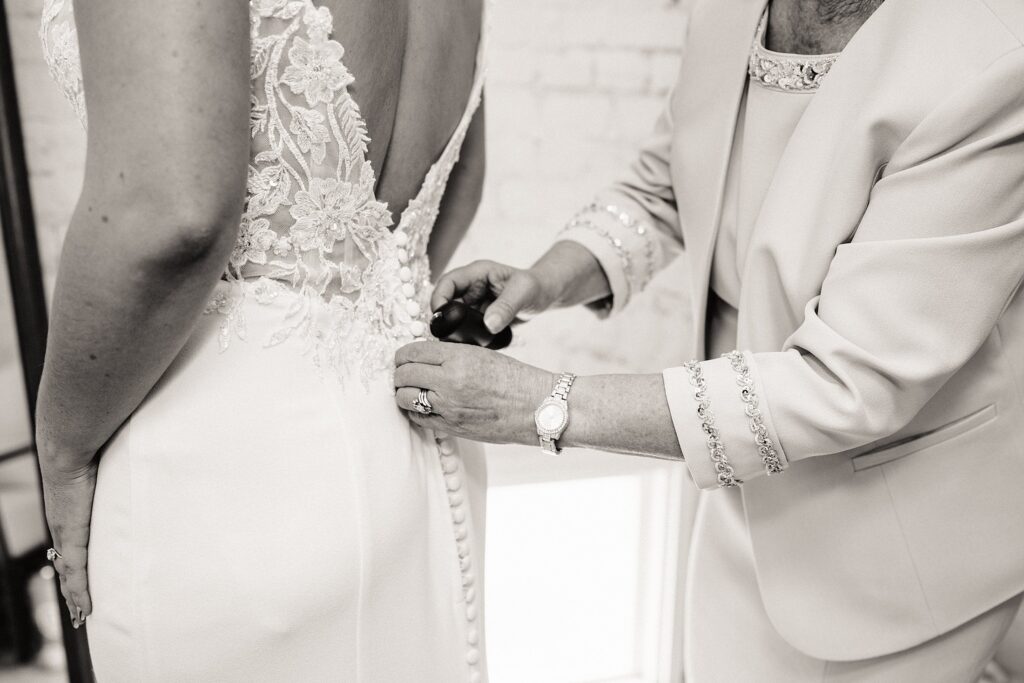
[431,285,453,312]
[483,313,503,334]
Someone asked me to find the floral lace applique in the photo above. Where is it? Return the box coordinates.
[39,0,86,126]
[40,0,488,384]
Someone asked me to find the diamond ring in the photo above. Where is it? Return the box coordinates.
[413,389,434,415]
[46,547,62,562]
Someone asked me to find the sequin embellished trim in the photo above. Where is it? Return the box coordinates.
[748,10,838,93]
[562,216,637,302]
[578,203,656,292]
[724,351,785,476]
[682,360,741,488]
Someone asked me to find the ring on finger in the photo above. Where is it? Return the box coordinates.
[413,388,434,415]
[46,547,63,562]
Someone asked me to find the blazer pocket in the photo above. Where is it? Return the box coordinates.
[851,404,997,472]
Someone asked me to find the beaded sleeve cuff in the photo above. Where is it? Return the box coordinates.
[559,202,658,313]
[682,360,742,488]
[724,351,785,475]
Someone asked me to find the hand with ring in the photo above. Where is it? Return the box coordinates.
[394,341,554,444]
[37,441,98,630]
[413,388,434,415]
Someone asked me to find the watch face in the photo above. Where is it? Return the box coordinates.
[536,402,567,434]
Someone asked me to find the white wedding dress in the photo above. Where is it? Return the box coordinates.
[40,1,488,680]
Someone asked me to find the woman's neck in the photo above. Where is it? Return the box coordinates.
[766,0,884,54]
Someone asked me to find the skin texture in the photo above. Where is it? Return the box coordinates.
[768,0,884,54]
[331,0,484,228]
[429,103,486,275]
[37,0,484,629]
[328,0,486,272]
[37,0,252,629]
[396,242,686,459]
[392,0,888,460]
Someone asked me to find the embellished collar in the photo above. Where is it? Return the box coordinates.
[748,10,839,93]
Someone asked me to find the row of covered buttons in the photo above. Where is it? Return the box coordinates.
[393,228,428,338]
[436,433,482,682]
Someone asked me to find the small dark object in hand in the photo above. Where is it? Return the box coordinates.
[430,301,513,350]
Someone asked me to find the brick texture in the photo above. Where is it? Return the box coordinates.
[464,0,692,377]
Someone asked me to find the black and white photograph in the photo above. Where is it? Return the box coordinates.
[1,0,1023,681]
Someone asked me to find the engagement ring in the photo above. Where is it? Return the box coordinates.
[413,389,434,415]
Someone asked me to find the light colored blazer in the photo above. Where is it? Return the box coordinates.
[561,0,1024,662]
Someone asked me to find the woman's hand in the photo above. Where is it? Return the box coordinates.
[431,240,613,334]
[38,448,97,630]
[431,261,557,335]
[394,341,554,444]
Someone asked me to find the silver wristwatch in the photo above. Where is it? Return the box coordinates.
[534,372,577,455]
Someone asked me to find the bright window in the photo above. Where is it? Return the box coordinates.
[485,446,692,683]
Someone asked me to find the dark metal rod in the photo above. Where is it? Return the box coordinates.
[0,444,33,463]
[0,2,94,681]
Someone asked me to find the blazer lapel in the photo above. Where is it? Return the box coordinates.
[672,0,766,358]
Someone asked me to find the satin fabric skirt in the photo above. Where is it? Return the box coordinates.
[85,281,486,682]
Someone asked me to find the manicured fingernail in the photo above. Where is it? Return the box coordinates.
[484,314,501,332]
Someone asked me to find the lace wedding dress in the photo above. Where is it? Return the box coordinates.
[40,1,488,680]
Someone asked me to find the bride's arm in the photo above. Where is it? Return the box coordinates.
[40,0,250,461]
[36,0,250,624]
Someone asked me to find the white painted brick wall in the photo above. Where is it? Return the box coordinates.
[8,0,693,375]
[462,0,692,378]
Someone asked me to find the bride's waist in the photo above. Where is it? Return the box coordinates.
[204,276,433,380]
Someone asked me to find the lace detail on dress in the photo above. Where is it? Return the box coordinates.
[40,0,488,384]
[39,0,86,126]
[748,9,838,93]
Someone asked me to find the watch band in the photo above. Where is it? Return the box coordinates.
[538,372,576,455]
[552,372,576,401]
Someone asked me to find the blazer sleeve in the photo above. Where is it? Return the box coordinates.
[663,46,1024,489]
[559,95,686,315]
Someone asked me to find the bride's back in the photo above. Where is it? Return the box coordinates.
[41,0,488,375]
[326,0,483,220]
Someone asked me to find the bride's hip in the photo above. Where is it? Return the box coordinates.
[103,277,441,490]
[198,276,433,382]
